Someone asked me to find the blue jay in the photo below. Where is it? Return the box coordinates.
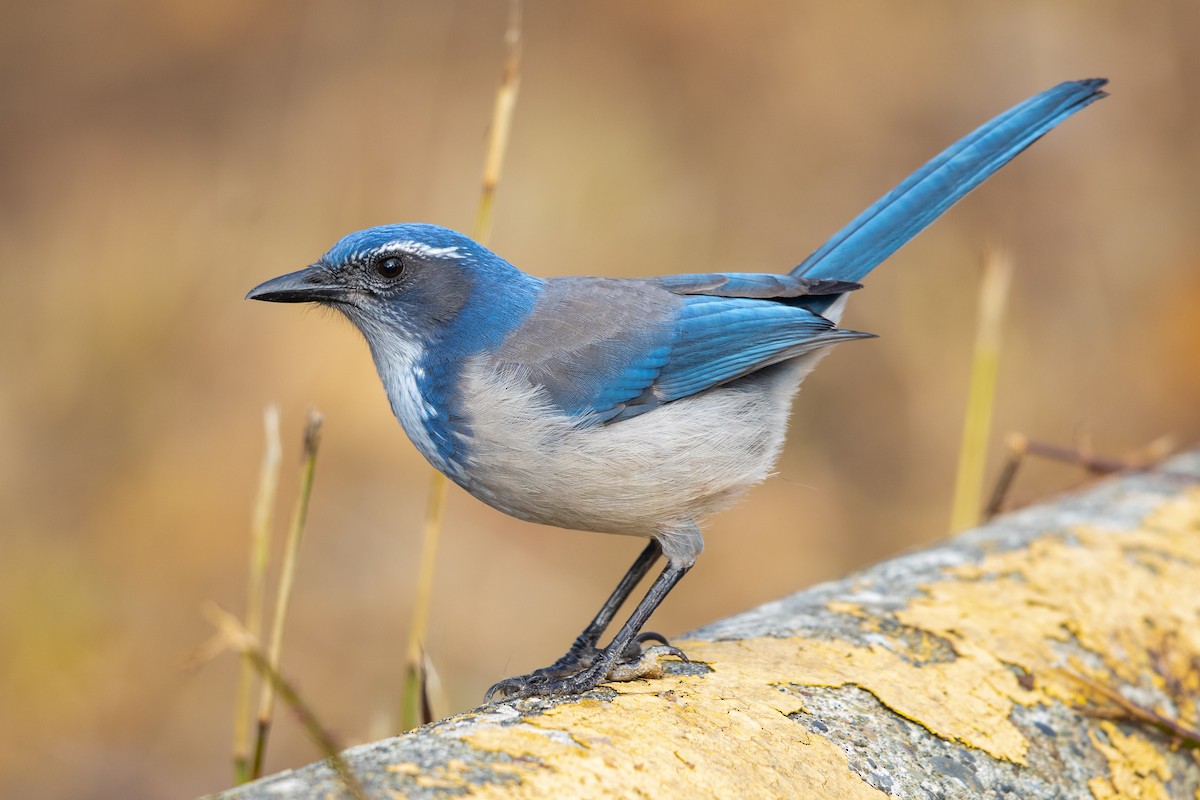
[248,79,1106,700]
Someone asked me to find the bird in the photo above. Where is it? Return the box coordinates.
[248,79,1107,701]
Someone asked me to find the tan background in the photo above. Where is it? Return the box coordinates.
[2,2,1198,797]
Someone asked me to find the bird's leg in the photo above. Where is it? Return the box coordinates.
[483,541,662,702]
[542,540,662,672]
[486,560,691,701]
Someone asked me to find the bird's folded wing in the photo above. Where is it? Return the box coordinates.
[493,278,869,425]
[639,296,870,413]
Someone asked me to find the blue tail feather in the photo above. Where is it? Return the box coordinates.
[793,79,1107,288]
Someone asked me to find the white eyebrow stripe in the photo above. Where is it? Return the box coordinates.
[378,241,464,259]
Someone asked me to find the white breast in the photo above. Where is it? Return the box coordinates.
[452,355,813,540]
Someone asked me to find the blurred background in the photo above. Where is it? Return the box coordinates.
[2,1,1198,797]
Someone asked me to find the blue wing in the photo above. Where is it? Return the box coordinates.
[493,276,868,424]
[794,79,1106,312]
[647,295,869,406]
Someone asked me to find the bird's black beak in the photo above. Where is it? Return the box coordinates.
[246,265,345,303]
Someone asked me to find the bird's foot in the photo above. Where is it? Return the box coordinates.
[484,633,687,702]
[483,651,596,702]
[484,667,598,702]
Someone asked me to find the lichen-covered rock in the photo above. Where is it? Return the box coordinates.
[208,453,1200,799]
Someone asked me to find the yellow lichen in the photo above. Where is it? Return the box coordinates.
[386,762,421,775]
[462,646,888,799]
[824,600,866,617]
[433,488,1200,797]
[896,488,1200,795]
[1086,722,1171,800]
[452,631,1036,797]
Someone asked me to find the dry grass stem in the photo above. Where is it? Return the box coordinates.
[950,247,1012,532]
[473,0,523,244]
[400,0,523,731]
[206,603,368,800]
[400,473,450,731]
[233,406,282,784]
[253,409,324,778]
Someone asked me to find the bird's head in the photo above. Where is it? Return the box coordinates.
[247,223,542,355]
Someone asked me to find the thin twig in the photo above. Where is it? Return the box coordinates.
[253,409,324,778]
[985,433,1190,517]
[983,432,1028,520]
[1054,667,1200,750]
[1023,439,1145,475]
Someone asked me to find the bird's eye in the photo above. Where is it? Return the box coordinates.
[375,255,406,279]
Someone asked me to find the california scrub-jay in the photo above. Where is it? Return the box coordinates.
[248,79,1106,700]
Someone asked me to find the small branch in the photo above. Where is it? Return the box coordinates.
[1055,667,1200,750]
[984,432,1029,520]
[984,433,1189,519]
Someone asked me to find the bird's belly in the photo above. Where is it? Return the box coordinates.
[451,359,807,536]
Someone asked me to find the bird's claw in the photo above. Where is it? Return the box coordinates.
[483,653,591,702]
[484,664,604,702]
[483,638,689,702]
[634,630,670,646]
[483,675,539,703]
